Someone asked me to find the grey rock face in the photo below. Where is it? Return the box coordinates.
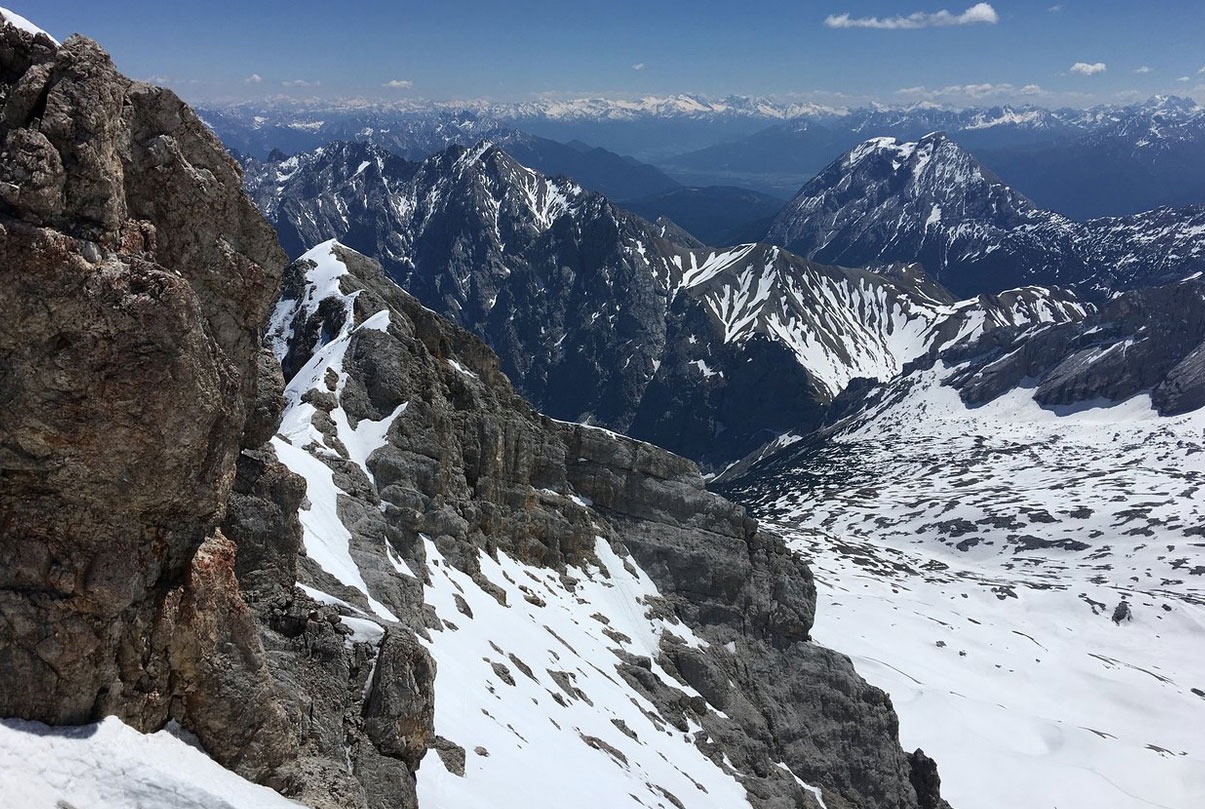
[363,629,436,768]
[941,277,1205,414]
[564,423,939,809]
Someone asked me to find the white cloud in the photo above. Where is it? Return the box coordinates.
[1134,66,1153,74]
[281,79,318,87]
[631,63,646,71]
[244,73,262,84]
[382,79,413,88]
[1199,65,1205,74]
[1178,76,1191,82]
[825,3,997,30]
[1048,4,1062,11]
[1069,62,1106,76]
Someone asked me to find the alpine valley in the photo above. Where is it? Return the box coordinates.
[1,6,1203,809]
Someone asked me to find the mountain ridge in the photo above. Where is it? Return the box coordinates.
[244,138,1090,468]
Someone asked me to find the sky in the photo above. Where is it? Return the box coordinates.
[13,1,1205,108]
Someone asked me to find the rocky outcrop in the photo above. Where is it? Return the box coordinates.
[0,15,293,781]
[0,21,440,808]
[565,425,936,809]
[941,277,1205,414]
[266,240,950,809]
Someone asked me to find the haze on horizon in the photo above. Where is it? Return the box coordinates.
[18,0,1205,110]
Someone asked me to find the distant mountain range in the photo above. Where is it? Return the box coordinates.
[207,95,1205,218]
[764,132,1205,299]
[663,96,1205,216]
[203,107,681,201]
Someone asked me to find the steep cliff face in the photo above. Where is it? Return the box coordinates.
[0,18,295,780]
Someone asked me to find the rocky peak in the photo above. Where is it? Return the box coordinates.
[769,132,1043,265]
[764,132,1205,298]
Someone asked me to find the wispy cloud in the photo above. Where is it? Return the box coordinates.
[1199,65,1205,74]
[382,79,413,88]
[1048,4,1062,11]
[244,73,262,84]
[143,74,200,86]
[631,63,646,71]
[825,3,998,30]
[896,81,1042,101]
[1134,66,1152,74]
[1069,62,1106,76]
[281,79,319,87]
[1178,76,1191,82]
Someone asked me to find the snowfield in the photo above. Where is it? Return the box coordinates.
[417,536,761,809]
[726,367,1205,809]
[0,717,304,809]
[0,5,58,44]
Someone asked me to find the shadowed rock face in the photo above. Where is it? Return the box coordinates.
[0,21,291,775]
[939,277,1205,415]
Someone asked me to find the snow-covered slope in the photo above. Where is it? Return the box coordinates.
[717,281,1205,809]
[0,717,303,809]
[765,132,1205,298]
[417,537,760,809]
[725,380,1205,809]
[0,6,58,44]
[668,245,1085,400]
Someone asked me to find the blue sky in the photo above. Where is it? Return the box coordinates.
[15,1,1205,107]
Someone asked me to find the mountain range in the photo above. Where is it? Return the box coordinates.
[661,96,1205,216]
[764,131,1205,299]
[242,132,1205,469]
[3,7,1203,809]
[206,94,1205,221]
[204,107,681,201]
